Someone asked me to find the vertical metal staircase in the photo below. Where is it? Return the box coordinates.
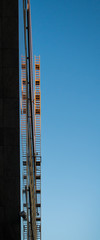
[21,55,41,240]
[21,57,29,240]
[35,56,41,240]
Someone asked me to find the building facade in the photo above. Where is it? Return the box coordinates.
[0,0,20,239]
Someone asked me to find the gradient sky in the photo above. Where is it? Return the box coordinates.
[30,0,100,239]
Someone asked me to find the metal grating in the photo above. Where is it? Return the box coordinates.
[21,57,29,240]
[35,56,41,240]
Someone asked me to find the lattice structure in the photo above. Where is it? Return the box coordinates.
[21,57,28,240]
[21,2,41,240]
[35,56,41,240]
[21,56,41,240]
[21,57,37,240]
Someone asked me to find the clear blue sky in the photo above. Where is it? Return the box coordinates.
[30,0,100,239]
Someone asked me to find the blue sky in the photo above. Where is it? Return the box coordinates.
[30,0,100,239]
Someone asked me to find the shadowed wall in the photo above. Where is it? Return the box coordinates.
[0,0,20,239]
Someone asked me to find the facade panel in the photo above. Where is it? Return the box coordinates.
[0,0,20,239]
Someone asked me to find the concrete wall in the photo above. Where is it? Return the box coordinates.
[0,1,20,239]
